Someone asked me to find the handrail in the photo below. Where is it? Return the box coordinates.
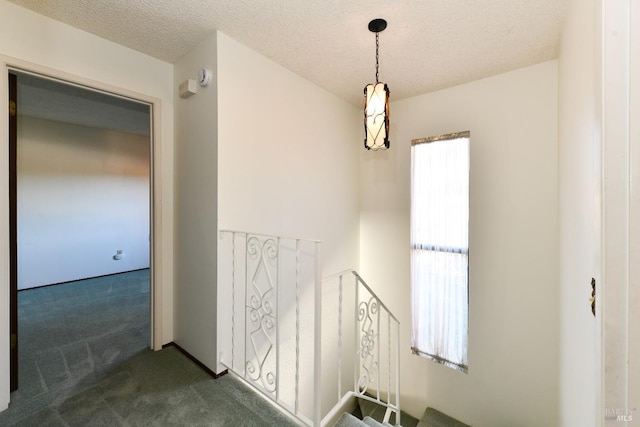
[218,230,400,426]
[322,269,399,325]
[321,268,355,283]
[351,271,400,325]
[219,228,322,244]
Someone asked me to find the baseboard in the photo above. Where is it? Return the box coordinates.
[162,342,228,379]
[17,267,150,292]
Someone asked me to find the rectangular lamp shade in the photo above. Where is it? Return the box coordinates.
[364,82,390,150]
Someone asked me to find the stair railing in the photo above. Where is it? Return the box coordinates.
[321,270,401,427]
[218,230,400,426]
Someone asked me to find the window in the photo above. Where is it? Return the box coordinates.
[410,131,469,373]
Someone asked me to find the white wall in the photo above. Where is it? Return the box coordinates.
[0,0,174,410]
[173,33,219,370]
[359,61,559,426]
[17,116,150,289]
[174,30,361,380]
[557,0,601,425]
[216,32,361,276]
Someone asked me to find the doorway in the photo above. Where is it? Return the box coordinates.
[3,63,162,397]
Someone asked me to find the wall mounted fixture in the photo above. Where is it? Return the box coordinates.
[179,79,197,98]
[198,68,212,87]
[364,18,390,151]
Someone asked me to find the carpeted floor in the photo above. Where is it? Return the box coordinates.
[0,269,299,426]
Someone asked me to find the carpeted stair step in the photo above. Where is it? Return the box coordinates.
[416,407,470,427]
[363,415,392,427]
[358,398,420,427]
[334,412,368,427]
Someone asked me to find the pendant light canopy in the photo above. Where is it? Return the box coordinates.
[364,18,390,151]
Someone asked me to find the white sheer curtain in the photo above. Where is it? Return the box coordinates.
[410,133,469,372]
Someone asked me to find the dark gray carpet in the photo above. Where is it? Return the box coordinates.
[416,408,470,427]
[0,270,299,426]
[357,397,419,427]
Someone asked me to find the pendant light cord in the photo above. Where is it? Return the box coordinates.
[375,32,380,83]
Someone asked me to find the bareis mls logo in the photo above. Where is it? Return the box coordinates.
[605,408,634,422]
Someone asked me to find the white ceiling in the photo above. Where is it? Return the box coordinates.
[8,0,568,107]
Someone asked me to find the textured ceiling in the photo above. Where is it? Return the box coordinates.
[8,0,568,106]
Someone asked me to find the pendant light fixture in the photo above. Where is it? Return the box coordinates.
[364,18,390,151]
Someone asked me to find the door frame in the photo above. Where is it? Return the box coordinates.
[601,0,638,423]
[7,72,16,392]
[0,56,164,402]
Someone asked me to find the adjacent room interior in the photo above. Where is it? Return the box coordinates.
[14,72,151,290]
[11,71,152,399]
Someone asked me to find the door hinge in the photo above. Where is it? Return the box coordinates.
[589,278,596,316]
[9,100,16,117]
[11,333,17,350]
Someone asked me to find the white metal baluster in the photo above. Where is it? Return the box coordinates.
[232,232,236,370]
[295,239,300,415]
[313,241,321,427]
[376,296,381,402]
[244,233,249,379]
[396,321,401,426]
[354,275,359,394]
[387,312,391,406]
[338,274,343,401]
[276,237,281,403]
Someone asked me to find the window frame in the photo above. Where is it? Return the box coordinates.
[410,130,470,373]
